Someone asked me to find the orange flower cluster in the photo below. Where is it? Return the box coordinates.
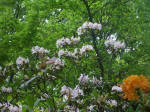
[121,75,150,101]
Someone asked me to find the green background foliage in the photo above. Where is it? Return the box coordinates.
[0,0,150,111]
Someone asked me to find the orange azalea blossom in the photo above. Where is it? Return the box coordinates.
[121,75,150,101]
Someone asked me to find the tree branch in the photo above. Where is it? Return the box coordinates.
[82,0,104,78]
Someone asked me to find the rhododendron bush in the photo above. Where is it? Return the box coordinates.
[0,22,150,111]
[1,0,150,112]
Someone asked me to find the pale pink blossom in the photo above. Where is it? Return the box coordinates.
[112,86,122,92]
[16,57,29,65]
[79,45,93,55]
[32,46,49,54]
[78,74,89,84]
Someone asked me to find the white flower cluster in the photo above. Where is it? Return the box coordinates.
[78,74,102,86]
[61,85,72,95]
[112,86,122,92]
[78,74,89,84]
[106,99,117,107]
[1,86,12,93]
[51,58,65,70]
[77,22,102,35]
[56,37,71,48]
[79,45,93,55]
[58,49,78,59]
[0,103,22,112]
[56,36,80,48]
[8,105,22,112]
[105,38,125,53]
[58,44,93,59]
[16,57,29,65]
[61,85,84,100]
[90,76,102,85]
[46,57,65,71]
[87,105,96,111]
[32,46,49,54]
[46,57,57,65]
[58,49,66,57]
[71,85,84,99]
